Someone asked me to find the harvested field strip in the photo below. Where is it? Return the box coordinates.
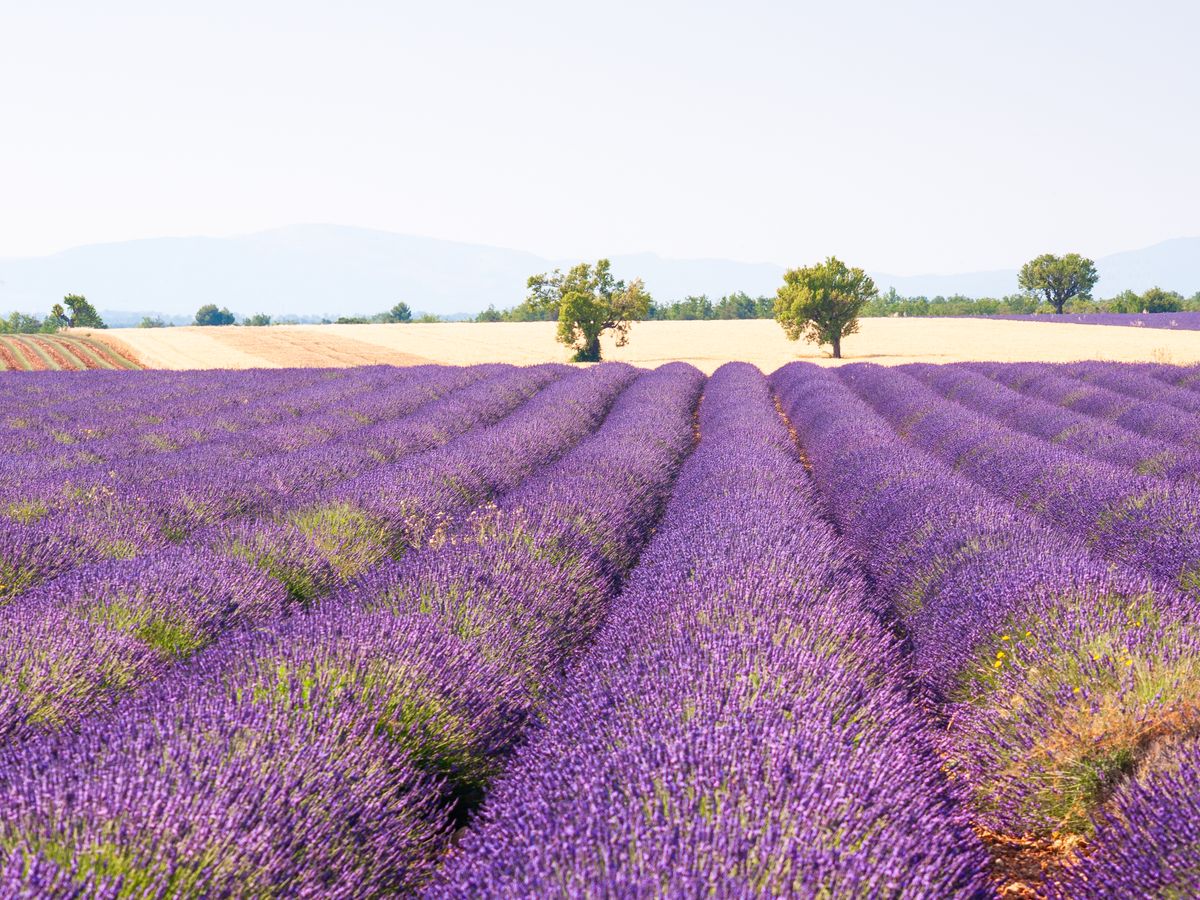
[72,335,142,369]
[25,336,82,369]
[56,335,140,370]
[10,336,55,369]
[102,319,1200,373]
[50,337,102,370]
[0,334,145,371]
[52,335,112,368]
[11,337,49,370]
[0,337,33,371]
[204,326,436,368]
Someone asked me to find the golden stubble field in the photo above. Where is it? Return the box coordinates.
[90,318,1200,373]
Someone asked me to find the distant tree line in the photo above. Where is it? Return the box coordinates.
[176,301,434,327]
[330,302,442,324]
[0,294,106,334]
[862,286,1200,318]
[484,284,1200,326]
[476,290,773,323]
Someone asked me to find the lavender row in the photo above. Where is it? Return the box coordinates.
[0,364,500,532]
[1070,362,1200,415]
[0,363,703,896]
[432,363,990,897]
[772,362,1200,842]
[1145,360,1200,391]
[215,362,638,601]
[902,363,1200,482]
[969,361,1200,450]
[1063,360,1200,415]
[0,365,559,609]
[835,362,1200,593]
[0,365,452,472]
[0,365,490,563]
[347,362,704,771]
[988,311,1200,330]
[0,365,621,744]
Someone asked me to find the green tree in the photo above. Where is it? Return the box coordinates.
[475,304,504,322]
[195,304,236,326]
[1018,253,1099,314]
[1139,287,1184,313]
[714,291,759,319]
[2,311,50,334]
[381,302,412,323]
[1104,290,1140,314]
[138,316,168,328]
[242,313,272,326]
[774,256,877,359]
[526,259,650,362]
[669,295,713,320]
[52,294,106,329]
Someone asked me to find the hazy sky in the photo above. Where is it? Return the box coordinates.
[2,1,1197,273]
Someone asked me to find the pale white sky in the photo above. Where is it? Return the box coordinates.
[2,0,1197,273]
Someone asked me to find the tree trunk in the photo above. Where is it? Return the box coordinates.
[832,334,842,359]
[572,334,602,362]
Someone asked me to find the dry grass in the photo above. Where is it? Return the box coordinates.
[94,318,1200,373]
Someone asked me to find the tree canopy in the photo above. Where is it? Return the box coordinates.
[0,311,55,334]
[525,259,651,361]
[195,304,236,326]
[1018,253,1099,314]
[774,257,876,359]
[52,294,106,329]
[380,302,412,323]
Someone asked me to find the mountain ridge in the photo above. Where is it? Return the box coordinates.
[2,225,1198,318]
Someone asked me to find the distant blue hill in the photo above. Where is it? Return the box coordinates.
[1,225,1197,318]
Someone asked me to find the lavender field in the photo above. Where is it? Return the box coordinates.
[991,311,1200,330]
[2,359,1200,897]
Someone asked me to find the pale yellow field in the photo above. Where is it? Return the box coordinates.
[91,318,1200,373]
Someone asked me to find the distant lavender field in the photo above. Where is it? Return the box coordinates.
[991,311,1200,330]
[6,360,1200,896]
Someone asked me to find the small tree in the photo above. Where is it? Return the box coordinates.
[526,259,650,362]
[1018,253,1099,314]
[1139,287,1184,313]
[139,316,168,328]
[195,304,236,326]
[52,294,106,329]
[243,313,272,326]
[714,291,759,319]
[774,257,877,359]
[381,302,412,323]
